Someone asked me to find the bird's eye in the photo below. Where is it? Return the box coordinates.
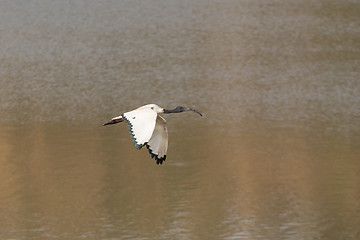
[151,107,154,110]
[133,117,136,119]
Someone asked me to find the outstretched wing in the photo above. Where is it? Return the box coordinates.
[122,108,157,149]
[146,116,168,164]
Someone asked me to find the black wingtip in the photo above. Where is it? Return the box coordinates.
[146,144,166,165]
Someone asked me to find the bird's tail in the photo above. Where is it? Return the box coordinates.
[103,116,123,126]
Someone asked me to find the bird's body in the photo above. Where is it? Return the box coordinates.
[104,104,202,164]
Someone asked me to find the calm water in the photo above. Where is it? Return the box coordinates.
[1,1,360,239]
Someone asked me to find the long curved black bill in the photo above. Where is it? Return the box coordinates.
[188,108,202,116]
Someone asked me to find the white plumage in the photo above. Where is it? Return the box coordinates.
[104,104,202,165]
[146,116,168,162]
[123,107,158,149]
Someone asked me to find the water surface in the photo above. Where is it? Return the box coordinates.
[1,1,359,239]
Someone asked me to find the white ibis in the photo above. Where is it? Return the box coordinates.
[103,104,202,164]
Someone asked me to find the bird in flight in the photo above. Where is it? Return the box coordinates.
[103,104,202,164]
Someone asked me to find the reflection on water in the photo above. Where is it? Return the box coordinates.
[1,122,359,240]
[1,0,360,239]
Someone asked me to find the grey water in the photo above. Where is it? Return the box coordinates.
[1,1,359,239]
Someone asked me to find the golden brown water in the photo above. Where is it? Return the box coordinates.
[1,1,360,239]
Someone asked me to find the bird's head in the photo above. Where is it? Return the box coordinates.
[163,106,202,116]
